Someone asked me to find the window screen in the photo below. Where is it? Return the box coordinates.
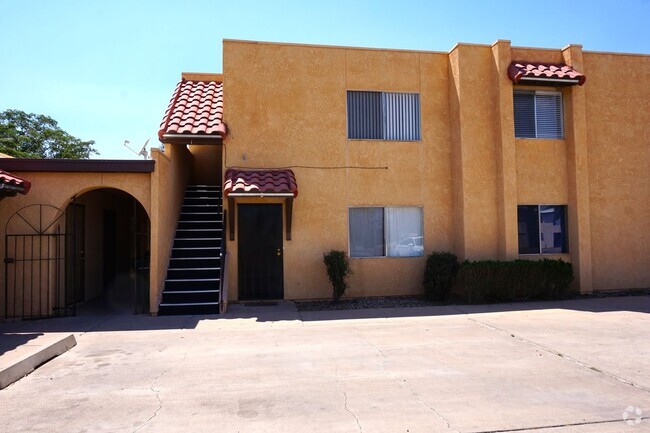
[514,91,563,139]
[347,91,421,140]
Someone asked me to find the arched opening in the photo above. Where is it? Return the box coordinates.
[65,188,150,315]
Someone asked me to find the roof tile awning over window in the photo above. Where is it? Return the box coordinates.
[158,76,226,143]
[508,62,586,86]
[224,168,298,241]
[0,169,31,198]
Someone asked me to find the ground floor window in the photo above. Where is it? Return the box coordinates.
[349,207,423,257]
[517,205,567,254]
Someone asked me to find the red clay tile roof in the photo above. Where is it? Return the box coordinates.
[158,79,225,140]
[508,62,586,86]
[224,169,298,198]
[0,169,31,195]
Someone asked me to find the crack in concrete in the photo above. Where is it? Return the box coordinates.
[470,416,650,433]
[355,331,459,432]
[467,317,650,394]
[341,388,362,433]
[133,350,188,432]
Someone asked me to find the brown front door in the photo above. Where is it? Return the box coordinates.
[238,204,283,300]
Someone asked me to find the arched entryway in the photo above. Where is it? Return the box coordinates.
[65,188,150,315]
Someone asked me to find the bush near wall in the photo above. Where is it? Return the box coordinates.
[423,252,460,301]
[423,253,576,304]
[457,259,575,303]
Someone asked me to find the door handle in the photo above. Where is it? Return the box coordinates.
[276,249,282,256]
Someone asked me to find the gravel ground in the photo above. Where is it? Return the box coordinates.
[295,296,440,311]
[294,289,650,311]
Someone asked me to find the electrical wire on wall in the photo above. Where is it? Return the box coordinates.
[222,140,388,171]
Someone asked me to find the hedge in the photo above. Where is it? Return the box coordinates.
[423,253,576,304]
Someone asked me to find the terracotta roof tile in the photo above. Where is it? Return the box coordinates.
[224,169,298,198]
[508,62,586,86]
[158,79,226,140]
[0,169,31,195]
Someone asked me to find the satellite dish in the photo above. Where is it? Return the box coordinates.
[123,138,150,160]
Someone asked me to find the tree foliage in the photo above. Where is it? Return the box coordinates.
[0,109,98,159]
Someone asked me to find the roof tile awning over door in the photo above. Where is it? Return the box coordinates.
[508,62,586,86]
[0,169,31,197]
[223,169,298,241]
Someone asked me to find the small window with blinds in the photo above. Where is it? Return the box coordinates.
[347,91,421,141]
[513,90,563,139]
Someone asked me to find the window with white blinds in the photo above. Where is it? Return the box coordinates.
[513,90,563,139]
[347,91,421,141]
[349,207,424,258]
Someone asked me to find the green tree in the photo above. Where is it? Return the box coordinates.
[0,109,98,159]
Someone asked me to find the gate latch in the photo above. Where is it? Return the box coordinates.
[4,258,14,264]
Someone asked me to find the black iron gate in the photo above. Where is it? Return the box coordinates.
[4,204,76,319]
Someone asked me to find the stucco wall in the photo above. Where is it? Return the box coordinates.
[149,144,192,312]
[222,39,649,299]
[583,52,650,290]
[223,41,454,299]
[189,144,221,185]
[0,170,152,316]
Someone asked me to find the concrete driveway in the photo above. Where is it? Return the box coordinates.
[0,296,649,432]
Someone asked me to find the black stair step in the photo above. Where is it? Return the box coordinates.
[166,267,220,280]
[162,290,220,304]
[169,257,220,268]
[181,206,223,214]
[177,220,222,230]
[173,238,221,248]
[158,302,220,316]
[184,195,222,200]
[175,228,222,239]
[179,212,222,221]
[186,184,220,189]
[171,247,221,258]
[164,278,220,291]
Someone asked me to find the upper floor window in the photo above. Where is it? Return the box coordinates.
[347,91,421,141]
[517,205,567,254]
[513,90,563,139]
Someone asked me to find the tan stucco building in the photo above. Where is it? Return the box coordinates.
[1,39,648,317]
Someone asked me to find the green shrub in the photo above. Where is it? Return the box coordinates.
[457,259,575,304]
[423,251,460,301]
[323,250,352,303]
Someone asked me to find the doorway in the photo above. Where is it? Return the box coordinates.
[69,188,150,314]
[238,204,283,300]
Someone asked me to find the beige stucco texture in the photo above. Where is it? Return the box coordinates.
[583,52,650,291]
[223,41,458,299]
[222,39,649,300]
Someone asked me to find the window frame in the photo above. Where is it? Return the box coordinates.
[348,206,424,258]
[346,90,422,141]
[517,204,568,255]
[513,90,564,139]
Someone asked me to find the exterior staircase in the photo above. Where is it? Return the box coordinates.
[158,185,223,315]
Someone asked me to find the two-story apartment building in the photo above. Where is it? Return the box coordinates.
[1,39,648,317]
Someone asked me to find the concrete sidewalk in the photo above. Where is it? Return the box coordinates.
[0,296,649,432]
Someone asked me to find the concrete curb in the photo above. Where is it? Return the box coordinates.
[0,334,76,390]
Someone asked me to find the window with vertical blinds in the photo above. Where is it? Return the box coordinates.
[349,207,424,258]
[347,91,421,140]
[514,90,563,139]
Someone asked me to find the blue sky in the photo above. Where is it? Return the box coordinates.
[1,0,649,159]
